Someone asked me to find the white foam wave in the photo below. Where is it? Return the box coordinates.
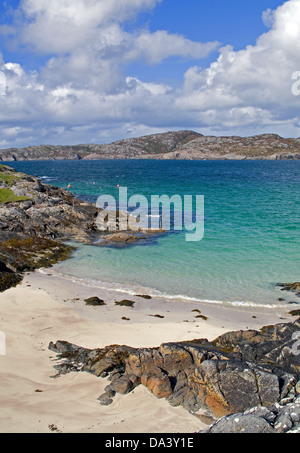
[36,268,290,309]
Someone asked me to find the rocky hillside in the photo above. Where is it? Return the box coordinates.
[0,131,199,161]
[157,133,300,160]
[1,131,300,161]
[49,316,300,433]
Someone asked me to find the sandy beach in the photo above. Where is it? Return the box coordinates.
[0,270,296,434]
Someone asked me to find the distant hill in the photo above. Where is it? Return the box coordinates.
[1,130,300,161]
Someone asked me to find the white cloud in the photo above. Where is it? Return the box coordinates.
[1,0,300,148]
[262,8,276,28]
[176,0,300,131]
[131,31,219,65]
[18,0,218,64]
[20,0,162,54]
[14,0,218,97]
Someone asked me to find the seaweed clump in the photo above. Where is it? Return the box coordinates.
[0,237,75,292]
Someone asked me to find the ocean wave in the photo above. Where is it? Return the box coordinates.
[37,268,290,309]
[39,176,58,181]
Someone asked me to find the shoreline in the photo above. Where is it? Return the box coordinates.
[0,269,296,433]
[30,269,295,343]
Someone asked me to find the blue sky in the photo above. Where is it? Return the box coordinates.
[125,0,285,84]
[0,0,299,147]
[0,1,284,74]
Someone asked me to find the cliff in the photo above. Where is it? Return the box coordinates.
[1,131,300,161]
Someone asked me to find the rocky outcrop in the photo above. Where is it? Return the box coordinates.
[48,318,300,431]
[0,165,98,291]
[1,131,300,161]
[0,165,159,291]
[278,282,300,298]
[0,259,23,292]
[201,397,300,433]
[0,165,100,243]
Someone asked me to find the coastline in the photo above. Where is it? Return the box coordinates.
[0,269,296,433]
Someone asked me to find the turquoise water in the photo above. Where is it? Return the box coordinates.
[7,160,300,307]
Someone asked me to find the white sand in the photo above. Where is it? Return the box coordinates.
[0,270,295,433]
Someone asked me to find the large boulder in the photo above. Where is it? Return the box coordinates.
[49,318,300,423]
[201,396,300,433]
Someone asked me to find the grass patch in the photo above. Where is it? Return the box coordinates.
[0,188,30,204]
[0,173,20,186]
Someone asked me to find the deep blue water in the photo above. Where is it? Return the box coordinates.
[5,159,300,307]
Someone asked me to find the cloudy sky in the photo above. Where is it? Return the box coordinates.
[0,0,300,148]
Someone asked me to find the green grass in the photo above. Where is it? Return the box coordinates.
[0,173,20,185]
[0,188,30,204]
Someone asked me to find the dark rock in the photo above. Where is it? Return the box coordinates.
[190,359,281,418]
[289,310,300,317]
[0,270,22,292]
[109,374,140,395]
[48,318,300,424]
[32,180,46,193]
[201,409,276,433]
[142,371,173,399]
[278,282,300,297]
[115,300,135,308]
[101,232,140,245]
[84,297,106,306]
[22,200,33,210]
[201,397,300,434]
[98,394,114,406]
[98,390,116,406]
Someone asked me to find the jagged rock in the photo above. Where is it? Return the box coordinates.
[201,397,300,433]
[109,374,140,395]
[142,371,173,399]
[100,232,142,245]
[200,408,276,433]
[278,282,300,298]
[159,343,194,376]
[48,318,300,422]
[190,359,281,418]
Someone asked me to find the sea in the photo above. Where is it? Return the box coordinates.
[5,159,300,308]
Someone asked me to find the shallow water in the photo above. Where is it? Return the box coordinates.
[7,159,300,307]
